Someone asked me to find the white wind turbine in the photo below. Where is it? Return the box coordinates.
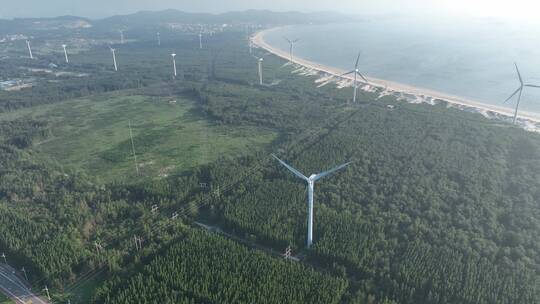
[26,40,33,59]
[62,44,69,63]
[341,52,368,103]
[272,155,351,248]
[119,30,125,44]
[252,54,268,85]
[504,63,540,124]
[171,53,177,78]
[285,37,300,63]
[157,32,161,46]
[199,28,203,49]
[257,57,264,85]
[110,48,118,71]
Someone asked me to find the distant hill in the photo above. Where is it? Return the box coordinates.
[0,9,357,34]
[0,15,92,35]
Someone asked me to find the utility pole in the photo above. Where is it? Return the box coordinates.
[214,185,220,198]
[94,241,104,264]
[1,253,6,264]
[134,236,143,251]
[283,246,292,260]
[128,121,139,175]
[43,286,51,301]
[21,267,28,281]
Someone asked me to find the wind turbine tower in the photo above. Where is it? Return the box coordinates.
[504,63,540,124]
[62,44,69,63]
[285,38,300,63]
[110,48,118,72]
[120,30,125,44]
[272,155,351,248]
[157,32,161,46]
[257,57,264,85]
[199,30,203,49]
[171,53,177,78]
[26,40,33,59]
[341,52,368,103]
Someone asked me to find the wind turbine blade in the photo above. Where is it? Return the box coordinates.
[293,39,300,43]
[285,37,292,43]
[354,52,361,69]
[357,72,368,83]
[515,63,523,85]
[340,71,355,77]
[504,87,522,103]
[313,162,352,181]
[272,154,308,181]
[525,84,540,88]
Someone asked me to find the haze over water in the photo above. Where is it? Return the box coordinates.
[264,16,540,113]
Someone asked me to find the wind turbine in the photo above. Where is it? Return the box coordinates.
[272,155,351,248]
[248,38,253,55]
[110,48,118,72]
[26,40,33,59]
[199,28,203,49]
[285,38,300,63]
[171,53,177,78]
[341,52,368,103]
[62,44,69,63]
[504,63,540,124]
[251,54,266,85]
[157,32,161,46]
[119,30,125,44]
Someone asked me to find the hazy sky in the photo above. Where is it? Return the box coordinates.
[2,0,540,21]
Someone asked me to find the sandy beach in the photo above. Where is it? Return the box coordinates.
[253,27,540,126]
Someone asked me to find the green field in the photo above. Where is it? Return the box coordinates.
[0,89,277,181]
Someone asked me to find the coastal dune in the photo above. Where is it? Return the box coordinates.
[252,27,540,127]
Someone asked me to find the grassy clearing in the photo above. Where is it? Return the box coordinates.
[0,89,277,182]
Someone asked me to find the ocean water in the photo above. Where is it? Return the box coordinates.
[263,17,540,114]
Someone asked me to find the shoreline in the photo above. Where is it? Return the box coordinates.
[252,27,540,127]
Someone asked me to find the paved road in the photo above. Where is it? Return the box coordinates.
[0,264,48,304]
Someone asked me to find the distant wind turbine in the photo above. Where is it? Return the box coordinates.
[62,44,69,63]
[26,40,33,59]
[110,48,118,72]
[119,30,125,44]
[171,53,177,78]
[199,29,203,49]
[272,155,351,248]
[504,63,540,124]
[285,38,300,63]
[257,57,264,85]
[341,52,368,103]
[157,32,161,46]
[248,38,253,55]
